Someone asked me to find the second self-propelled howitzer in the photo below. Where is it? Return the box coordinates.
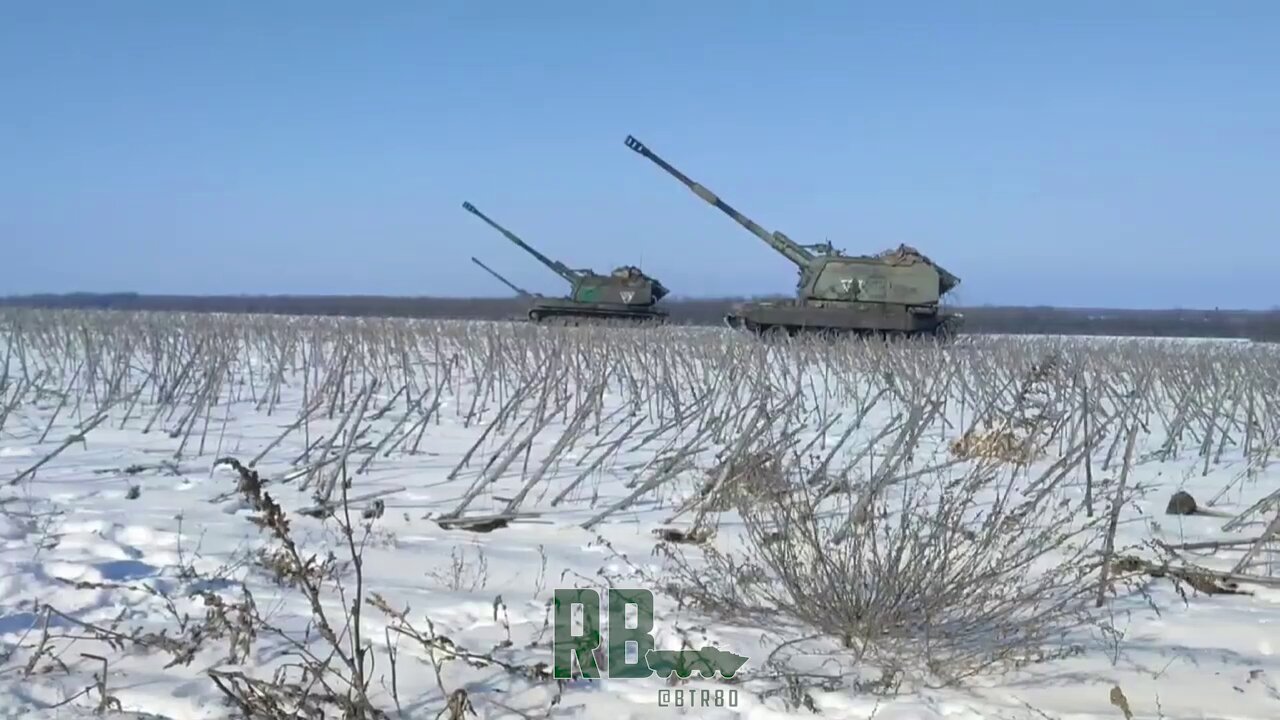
[624,135,962,339]
[461,201,669,324]
[470,256,535,298]
[470,256,539,323]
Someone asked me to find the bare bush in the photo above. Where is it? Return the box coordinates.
[660,441,1109,686]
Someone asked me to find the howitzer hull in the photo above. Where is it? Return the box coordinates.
[724,301,961,340]
[526,298,668,326]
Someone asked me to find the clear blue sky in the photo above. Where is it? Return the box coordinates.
[3,1,1277,309]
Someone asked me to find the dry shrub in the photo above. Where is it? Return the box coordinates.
[950,430,1042,463]
[661,457,1106,687]
[694,451,792,513]
[950,352,1066,464]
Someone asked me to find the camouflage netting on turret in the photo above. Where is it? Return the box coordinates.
[608,266,670,300]
[874,244,929,265]
[873,244,961,295]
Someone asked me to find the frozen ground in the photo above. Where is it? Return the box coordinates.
[1,310,1279,719]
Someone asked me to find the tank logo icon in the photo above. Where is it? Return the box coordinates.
[646,646,748,679]
[552,588,748,680]
[620,291,635,303]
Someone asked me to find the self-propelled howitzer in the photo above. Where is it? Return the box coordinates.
[623,136,961,338]
[461,201,669,325]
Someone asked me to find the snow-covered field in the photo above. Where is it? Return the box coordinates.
[1,309,1278,720]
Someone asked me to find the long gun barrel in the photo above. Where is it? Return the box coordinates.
[462,202,582,285]
[624,135,813,268]
[470,257,532,297]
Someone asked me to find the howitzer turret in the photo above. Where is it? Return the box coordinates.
[461,201,669,325]
[470,256,534,298]
[625,135,962,339]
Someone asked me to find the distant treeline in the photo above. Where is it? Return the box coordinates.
[3,292,1279,342]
